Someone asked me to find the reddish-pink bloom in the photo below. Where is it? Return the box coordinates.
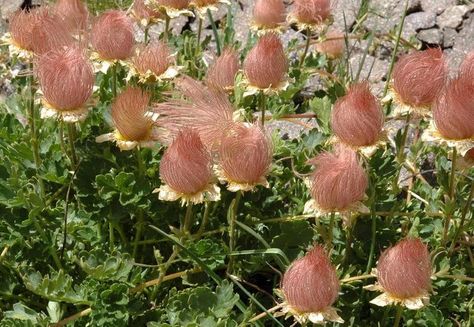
[30,7,73,55]
[460,51,474,86]
[54,0,89,32]
[153,76,235,150]
[282,245,339,313]
[219,123,272,187]
[132,0,163,22]
[8,9,38,51]
[292,0,331,26]
[315,31,345,59]
[253,0,286,29]
[91,10,134,60]
[377,238,431,299]
[308,145,368,211]
[160,129,213,195]
[243,33,287,89]
[158,0,190,9]
[432,77,474,140]
[112,87,152,141]
[132,41,173,76]
[206,48,240,91]
[36,46,93,111]
[392,48,447,108]
[331,82,384,147]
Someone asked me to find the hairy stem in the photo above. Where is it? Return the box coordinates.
[66,123,78,169]
[259,91,266,126]
[164,15,171,42]
[393,305,403,327]
[132,148,146,260]
[443,147,457,244]
[227,191,242,274]
[299,27,311,69]
[194,202,210,240]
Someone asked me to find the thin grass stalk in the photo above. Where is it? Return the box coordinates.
[227,191,242,274]
[449,181,474,254]
[164,15,171,41]
[196,17,203,56]
[299,27,311,69]
[443,147,457,244]
[207,8,221,55]
[194,202,210,239]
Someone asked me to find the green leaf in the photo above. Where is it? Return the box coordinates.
[78,249,133,282]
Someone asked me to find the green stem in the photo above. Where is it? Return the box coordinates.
[448,180,474,253]
[31,215,62,269]
[443,147,457,244]
[195,17,203,56]
[109,222,115,252]
[28,63,45,200]
[132,148,146,259]
[194,202,210,240]
[144,25,150,44]
[164,15,171,42]
[326,212,335,249]
[227,191,242,274]
[259,91,266,126]
[366,198,377,274]
[66,123,78,169]
[182,203,194,236]
[207,8,221,55]
[393,305,403,327]
[299,27,311,69]
[111,64,118,98]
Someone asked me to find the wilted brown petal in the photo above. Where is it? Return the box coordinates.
[219,123,272,185]
[54,0,89,33]
[160,129,213,195]
[192,0,219,7]
[282,245,339,313]
[432,77,474,140]
[133,41,173,76]
[253,0,286,29]
[392,48,447,108]
[158,0,190,9]
[36,46,94,111]
[377,238,431,299]
[112,87,152,141]
[243,33,287,89]
[331,81,384,147]
[206,48,240,91]
[91,10,134,60]
[315,31,345,59]
[292,0,331,26]
[308,145,368,211]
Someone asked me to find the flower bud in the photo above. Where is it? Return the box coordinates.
[91,10,134,60]
[206,48,240,92]
[308,145,368,211]
[158,0,190,9]
[54,0,89,32]
[112,87,152,141]
[219,123,272,189]
[30,8,73,55]
[132,41,173,77]
[377,238,431,299]
[253,0,286,29]
[243,33,287,89]
[36,46,94,111]
[315,31,345,59]
[432,77,474,140]
[331,82,384,147]
[392,48,447,108]
[160,129,213,195]
[291,0,331,26]
[282,245,339,313]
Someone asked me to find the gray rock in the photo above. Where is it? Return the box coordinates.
[417,28,443,45]
[349,53,390,89]
[420,0,456,14]
[437,5,471,29]
[443,28,457,48]
[0,0,22,19]
[447,13,474,74]
[403,11,436,39]
[332,0,362,31]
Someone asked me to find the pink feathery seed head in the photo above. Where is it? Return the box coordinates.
[377,238,431,299]
[253,0,286,29]
[133,41,173,76]
[432,77,474,140]
[331,81,384,147]
[392,48,447,108]
[460,51,474,84]
[292,0,331,25]
[158,0,190,9]
[206,48,240,91]
[315,31,345,59]
[30,7,73,55]
[308,145,368,211]
[243,33,287,89]
[91,10,134,60]
[8,9,38,51]
[219,123,273,185]
[36,46,94,111]
[112,87,152,141]
[132,0,163,21]
[54,0,89,32]
[159,128,213,195]
[282,245,340,313]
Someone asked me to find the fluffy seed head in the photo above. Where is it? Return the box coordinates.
[112,87,152,141]
[54,0,89,32]
[460,51,474,86]
[432,77,474,140]
[91,10,134,60]
[315,31,345,59]
[158,0,190,9]
[30,7,73,55]
[153,76,235,150]
[308,145,368,211]
[243,33,287,89]
[253,0,286,29]
[377,238,431,299]
[160,129,213,195]
[8,9,38,51]
[206,48,240,91]
[219,123,272,185]
[132,0,163,21]
[292,0,331,26]
[392,48,447,108]
[36,46,94,111]
[133,41,173,76]
[331,82,384,147]
[282,245,340,313]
